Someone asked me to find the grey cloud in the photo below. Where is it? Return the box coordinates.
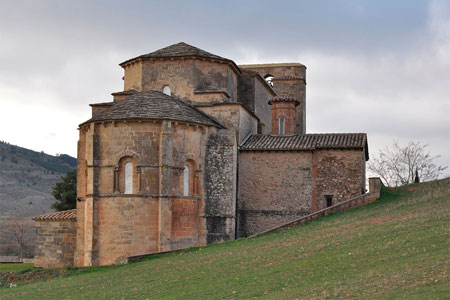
[0,0,448,175]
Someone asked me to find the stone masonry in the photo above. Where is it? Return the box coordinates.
[33,210,77,268]
[33,42,370,267]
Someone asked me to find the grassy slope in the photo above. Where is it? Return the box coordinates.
[1,179,449,300]
[0,264,33,273]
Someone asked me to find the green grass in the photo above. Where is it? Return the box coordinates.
[0,264,33,273]
[1,179,449,299]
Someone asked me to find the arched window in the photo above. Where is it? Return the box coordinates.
[264,74,274,87]
[116,156,138,195]
[183,165,190,196]
[124,162,133,194]
[279,117,285,135]
[162,85,171,96]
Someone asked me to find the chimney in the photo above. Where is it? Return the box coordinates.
[268,95,300,135]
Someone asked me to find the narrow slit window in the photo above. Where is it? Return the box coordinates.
[326,195,333,207]
[124,162,133,194]
[162,85,171,96]
[183,165,190,196]
[279,117,285,135]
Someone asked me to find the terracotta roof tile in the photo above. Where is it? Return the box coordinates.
[240,133,368,159]
[33,209,77,221]
[268,94,300,105]
[80,91,224,128]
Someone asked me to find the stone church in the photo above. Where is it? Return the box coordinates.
[33,42,369,267]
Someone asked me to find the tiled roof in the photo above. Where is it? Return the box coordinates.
[111,89,138,96]
[120,42,236,69]
[139,42,225,60]
[268,94,300,106]
[33,209,77,221]
[240,133,368,158]
[80,91,224,128]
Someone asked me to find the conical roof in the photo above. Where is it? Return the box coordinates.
[120,42,234,67]
[139,42,225,60]
[80,91,224,128]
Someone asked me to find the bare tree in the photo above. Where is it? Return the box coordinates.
[369,140,448,187]
[8,219,34,260]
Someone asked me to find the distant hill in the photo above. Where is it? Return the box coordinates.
[0,141,76,220]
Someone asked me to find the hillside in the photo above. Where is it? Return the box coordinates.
[0,141,76,220]
[0,141,76,256]
[1,178,449,299]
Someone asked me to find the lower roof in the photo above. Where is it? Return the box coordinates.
[240,133,369,160]
[80,91,224,128]
[33,209,77,221]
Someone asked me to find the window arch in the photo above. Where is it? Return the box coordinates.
[279,117,285,135]
[162,85,171,96]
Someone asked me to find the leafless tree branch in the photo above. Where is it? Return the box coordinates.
[368,140,448,187]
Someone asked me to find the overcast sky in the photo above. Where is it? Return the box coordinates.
[1,0,449,178]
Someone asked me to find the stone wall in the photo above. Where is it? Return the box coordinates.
[250,178,382,237]
[237,75,273,134]
[0,256,21,263]
[193,60,238,101]
[142,59,194,98]
[253,78,273,134]
[238,148,366,237]
[123,59,239,103]
[238,151,313,237]
[237,73,254,110]
[312,149,366,211]
[91,196,160,266]
[238,106,258,143]
[123,62,142,91]
[204,129,237,243]
[34,220,76,268]
[76,120,213,266]
[197,104,258,143]
[171,197,200,249]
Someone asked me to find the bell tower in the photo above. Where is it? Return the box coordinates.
[269,95,300,135]
[239,63,306,134]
